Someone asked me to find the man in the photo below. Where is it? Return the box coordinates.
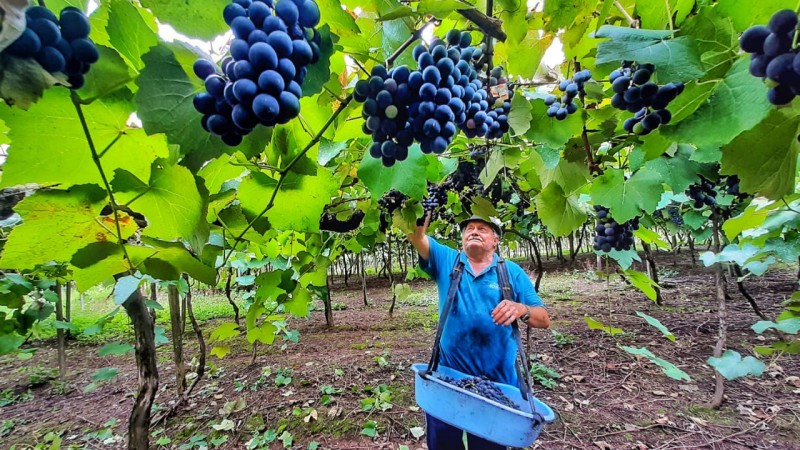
[407,214,550,450]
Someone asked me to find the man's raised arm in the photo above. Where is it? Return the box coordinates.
[407,214,431,261]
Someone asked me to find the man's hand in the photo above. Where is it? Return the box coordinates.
[491,300,527,326]
[491,300,550,328]
[407,211,431,261]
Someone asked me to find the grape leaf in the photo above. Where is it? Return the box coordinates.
[542,0,595,32]
[637,0,693,29]
[0,89,168,189]
[106,0,159,72]
[706,350,765,380]
[98,342,134,356]
[238,167,339,233]
[534,183,587,237]
[594,26,704,81]
[0,54,64,110]
[198,154,247,196]
[635,311,676,342]
[716,0,797,32]
[722,205,770,241]
[112,162,208,244]
[303,25,334,97]
[589,168,663,223]
[643,146,704,193]
[358,145,428,201]
[508,93,532,136]
[661,58,772,154]
[524,99,583,148]
[139,0,228,40]
[584,317,624,335]
[0,186,138,271]
[752,318,800,334]
[494,30,553,80]
[127,239,217,285]
[318,0,360,37]
[70,243,128,292]
[75,45,136,102]
[721,109,800,200]
[622,346,691,381]
[624,270,659,301]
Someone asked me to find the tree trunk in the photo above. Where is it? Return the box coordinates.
[149,283,157,303]
[121,288,158,450]
[688,236,696,267]
[641,242,663,305]
[55,282,66,378]
[224,271,241,325]
[568,232,576,261]
[732,264,768,320]
[342,253,349,288]
[64,281,73,340]
[710,212,728,409]
[167,285,186,396]
[388,233,397,317]
[324,273,334,328]
[361,252,368,306]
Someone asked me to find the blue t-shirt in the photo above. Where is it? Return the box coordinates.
[421,237,545,386]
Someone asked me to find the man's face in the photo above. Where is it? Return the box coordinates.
[461,220,499,255]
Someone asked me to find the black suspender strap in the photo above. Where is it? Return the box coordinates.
[422,253,464,377]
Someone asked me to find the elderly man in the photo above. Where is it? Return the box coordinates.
[407,214,550,450]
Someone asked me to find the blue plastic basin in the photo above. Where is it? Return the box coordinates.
[412,363,555,448]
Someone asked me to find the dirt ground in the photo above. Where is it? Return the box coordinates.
[1,251,799,450]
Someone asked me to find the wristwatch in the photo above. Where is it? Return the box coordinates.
[519,306,530,323]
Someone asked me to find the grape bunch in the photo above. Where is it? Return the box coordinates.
[192,0,321,146]
[319,210,364,233]
[666,206,684,226]
[609,62,683,135]
[545,69,592,120]
[353,64,415,166]
[2,6,98,89]
[592,206,639,253]
[481,66,513,139]
[421,183,448,220]
[686,178,718,209]
[441,160,483,193]
[740,10,800,105]
[723,175,749,199]
[378,190,408,232]
[440,375,516,408]
[408,33,475,155]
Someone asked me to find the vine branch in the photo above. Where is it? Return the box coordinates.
[457,5,507,42]
[614,0,638,27]
[386,17,438,67]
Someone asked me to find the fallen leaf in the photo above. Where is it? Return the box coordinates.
[656,416,669,425]
[652,390,667,396]
[689,416,708,426]
[588,351,599,358]
[785,376,800,388]
[679,384,699,392]
[593,441,613,450]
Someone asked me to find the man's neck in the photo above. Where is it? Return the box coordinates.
[465,251,494,270]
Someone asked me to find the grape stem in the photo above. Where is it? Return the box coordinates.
[614,1,638,28]
[70,91,135,277]
[219,94,355,272]
[385,17,438,67]
[574,60,600,175]
[457,6,507,43]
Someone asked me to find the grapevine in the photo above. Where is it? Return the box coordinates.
[609,62,683,135]
[592,206,639,253]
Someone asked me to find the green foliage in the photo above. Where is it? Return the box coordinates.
[622,346,691,381]
[707,350,766,380]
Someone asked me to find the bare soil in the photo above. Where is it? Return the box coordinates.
[1,251,799,450]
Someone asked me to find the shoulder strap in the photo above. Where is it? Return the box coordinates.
[423,253,464,376]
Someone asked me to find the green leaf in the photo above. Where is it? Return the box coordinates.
[494,30,553,79]
[76,45,136,102]
[210,322,239,342]
[661,58,773,154]
[238,167,339,233]
[637,0,694,29]
[594,26,704,81]
[114,275,142,305]
[622,346,691,381]
[361,420,377,437]
[210,345,230,359]
[417,0,472,17]
[752,318,800,334]
[139,0,228,40]
[721,109,800,200]
[135,44,227,169]
[98,342,135,357]
[0,89,168,189]
[126,239,217,285]
[716,0,796,32]
[284,285,311,317]
[197,154,246,195]
[106,0,159,71]
[524,99,583,148]
[643,146,704,193]
[584,316,624,335]
[0,335,26,355]
[91,367,119,382]
[604,249,642,271]
[707,350,765,380]
[623,270,659,301]
[535,183,587,237]
[318,139,348,166]
[634,228,670,250]
[508,93,532,136]
[318,0,360,36]
[302,25,334,97]
[635,311,676,342]
[246,321,277,345]
[589,168,663,223]
[0,187,138,270]
[358,145,428,201]
[722,206,770,241]
[543,0,596,31]
[113,162,207,243]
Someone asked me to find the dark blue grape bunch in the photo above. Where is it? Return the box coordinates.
[482,66,513,139]
[192,0,321,146]
[378,190,408,232]
[666,205,684,226]
[609,62,683,135]
[421,183,447,221]
[545,69,592,120]
[440,375,516,408]
[408,31,481,154]
[740,10,799,105]
[723,175,750,201]
[686,178,718,209]
[592,205,639,253]
[441,160,483,193]
[353,64,415,167]
[2,6,98,90]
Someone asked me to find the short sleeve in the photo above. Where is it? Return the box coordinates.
[419,236,457,279]
[509,262,544,308]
